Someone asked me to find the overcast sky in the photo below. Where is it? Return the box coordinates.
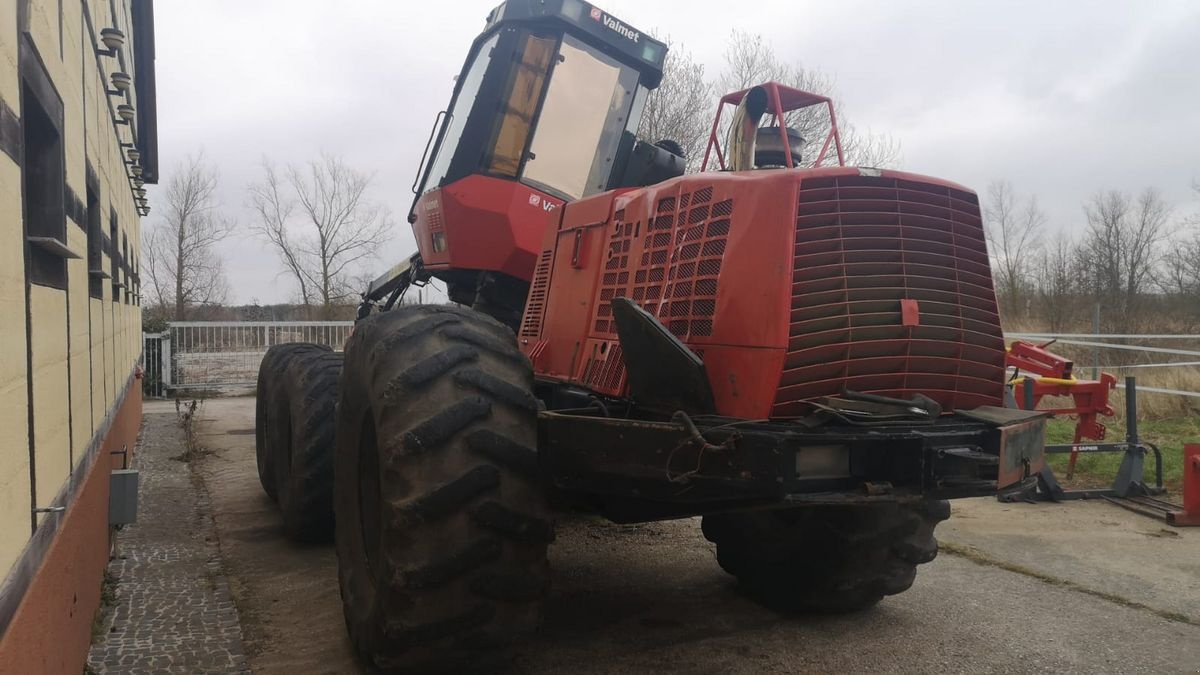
[149,0,1200,305]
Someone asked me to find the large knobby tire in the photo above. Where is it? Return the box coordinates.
[256,342,331,502]
[702,499,951,612]
[335,305,552,673]
[272,350,343,543]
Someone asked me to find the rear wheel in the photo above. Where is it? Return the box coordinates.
[255,343,331,502]
[273,350,343,542]
[335,305,552,673]
[702,500,950,612]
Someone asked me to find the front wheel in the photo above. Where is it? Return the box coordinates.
[702,500,950,612]
[335,305,552,673]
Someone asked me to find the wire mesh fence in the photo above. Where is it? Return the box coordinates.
[144,321,354,395]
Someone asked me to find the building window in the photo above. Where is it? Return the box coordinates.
[87,185,105,298]
[110,210,120,300]
[20,38,72,289]
[21,82,67,289]
[122,234,131,304]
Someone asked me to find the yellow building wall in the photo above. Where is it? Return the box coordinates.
[29,287,71,525]
[0,4,17,104]
[0,159,31,576]
[1,0,147,579]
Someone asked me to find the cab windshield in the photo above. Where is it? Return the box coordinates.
[416,30,647,204]
[522,35,640,199]
[486,33,642,200]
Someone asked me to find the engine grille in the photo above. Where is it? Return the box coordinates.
[520,247,553,339]
[582,342,626,392]
[593,188,731,341]
[772,175,1006,416]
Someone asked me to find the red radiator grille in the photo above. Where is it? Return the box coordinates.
[592,188,732,342]
[772,175,1006,417]
[654,190,729,338]
[593,208,636,335]
[520,247,553,338]
[582,342,626,392]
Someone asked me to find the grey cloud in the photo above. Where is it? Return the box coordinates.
[149,0,1200,303]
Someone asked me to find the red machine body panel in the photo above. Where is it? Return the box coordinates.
[519,166,1007,420]
[412,174,565,281]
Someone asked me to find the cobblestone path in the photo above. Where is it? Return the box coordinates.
[87,408,249,674]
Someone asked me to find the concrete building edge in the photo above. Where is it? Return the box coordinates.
[0,369,143,674]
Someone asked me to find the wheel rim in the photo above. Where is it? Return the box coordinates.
[358,408,382,579]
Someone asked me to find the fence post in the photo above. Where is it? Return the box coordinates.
[1176,445,1200,526]
[1125,376,1138,445]
[263,324,270,348]
[161,332,173,388]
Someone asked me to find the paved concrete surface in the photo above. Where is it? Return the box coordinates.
[192,397,1200,672]
[87,403,249,674]
[942,497,1200,625]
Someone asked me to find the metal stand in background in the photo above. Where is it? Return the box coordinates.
[1001,376,1164,503]
[1111,443,1200,527]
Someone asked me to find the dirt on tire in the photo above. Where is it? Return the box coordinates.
[335,305,553,673]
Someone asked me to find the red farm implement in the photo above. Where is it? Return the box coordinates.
[1003,339,1167,505]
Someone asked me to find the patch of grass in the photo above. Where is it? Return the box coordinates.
[172,398,214,462]
[1043,417,1197,492]
[89,569,119,642]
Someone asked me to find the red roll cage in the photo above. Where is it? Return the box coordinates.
[700,81,845,172]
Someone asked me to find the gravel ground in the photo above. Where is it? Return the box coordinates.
[192,396,1200,674]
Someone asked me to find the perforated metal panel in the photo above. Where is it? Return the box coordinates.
[521,247,553,338]
[772,175,1006,416]
[594,208,636,335]
[654,189,728,338]
[582,342,626,392]
[592,188,732,343]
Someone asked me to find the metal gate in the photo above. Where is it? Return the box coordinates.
[143,331,169,398]
[145,321,353,395]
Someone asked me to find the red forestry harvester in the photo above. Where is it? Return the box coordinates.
[254,1,1046,671]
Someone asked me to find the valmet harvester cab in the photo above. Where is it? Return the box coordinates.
[400,0,675,327]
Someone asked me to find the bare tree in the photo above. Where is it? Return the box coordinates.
[248,160,311,305]
[718,30,901,168]
[143,153,233,320]
[837,123,903,170]
[1159,181,1200,326]
[249,153,392,317]
[984,181,1045,318]
[1078,188,1171,331]
[1187,179,1200,227]
[1032,230,1079,332]
[638,37,713,170]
